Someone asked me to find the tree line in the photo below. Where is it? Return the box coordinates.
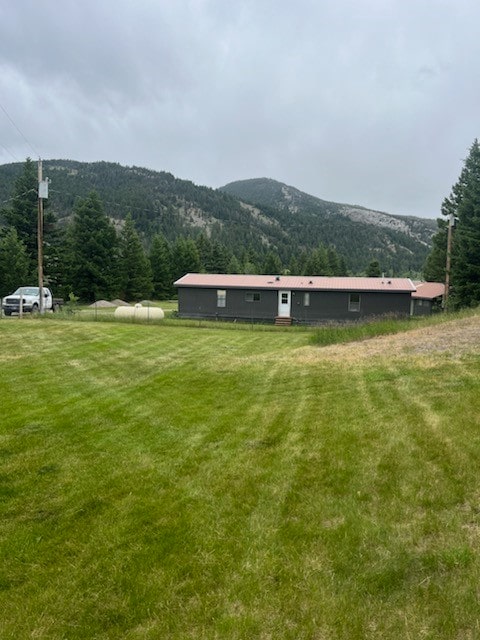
[423,139,480,309]
[1,159,354,302]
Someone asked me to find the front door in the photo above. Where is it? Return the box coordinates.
[278,290,291,317]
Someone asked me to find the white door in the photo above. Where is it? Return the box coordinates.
[278,290,291,316]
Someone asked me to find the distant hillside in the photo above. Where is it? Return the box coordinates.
[0,161,436,274]
[0,160,277,258]
[221,178,437,274]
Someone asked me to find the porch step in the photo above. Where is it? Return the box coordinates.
[275,316,292,326]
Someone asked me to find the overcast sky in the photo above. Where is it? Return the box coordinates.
[1,0,479,218]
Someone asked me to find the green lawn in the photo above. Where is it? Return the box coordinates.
[1,317,480,638]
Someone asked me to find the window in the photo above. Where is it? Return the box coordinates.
[349,293,360,312]
[217,289,226,307]
[304,292,310,307]
[245,292,261,302]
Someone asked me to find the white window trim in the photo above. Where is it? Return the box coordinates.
[348,293,361,312]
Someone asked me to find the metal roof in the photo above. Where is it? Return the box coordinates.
[174,273,417,293]
[411,282,445,299]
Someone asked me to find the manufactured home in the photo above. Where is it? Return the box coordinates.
[175,274,417,324]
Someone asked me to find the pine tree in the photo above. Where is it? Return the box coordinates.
[171,237,201,282]
[286,255,299,276]
[227,255,241,273]
[0,228,29,297]
[262,250,282,275]
[241,247,259,274]
[423,218,448,282]
[195,233,213,271]
[448,140,480,307]
[71,191,119,301]
[207,241,230,273]
[43,209,68,294]
[327,246,342,276]
[366,259,382,277]
[1,158,38,278]
[119,213,153,301]
[150,234,172,299]
[304,246,329,275]
[338,256,349,276]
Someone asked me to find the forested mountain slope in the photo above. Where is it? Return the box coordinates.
[0,160,436,274]
[221,178,437,274]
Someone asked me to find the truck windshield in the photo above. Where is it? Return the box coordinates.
[13,288,39,296]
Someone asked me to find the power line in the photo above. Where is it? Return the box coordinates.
[0,99,40,159]
[0,188,37,206]
[0,141,20,163]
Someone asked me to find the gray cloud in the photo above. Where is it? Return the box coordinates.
[1,0,479,217]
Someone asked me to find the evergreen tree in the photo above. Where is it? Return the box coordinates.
[207,241,230,273]
[241,247,259,274]
[442,140,480,308]
[366,259,382,277]
[1,158,38,278]
[327,246,342,276]
[287,255,300,276]
[119,213,153,301]
[338,256,349,276]
[43,209,68,294]
[150,234,172,299]
[423,218,448,282]
[0,228,29,297]
[262,250,282,275]
[71,191,119,301]
[171,237,201,282]
[243,259,258,274]
[304,246,329,275]
[227,255,241,273]
[195,233,213,271]
[57,223,76,300]
[296,251,309,276]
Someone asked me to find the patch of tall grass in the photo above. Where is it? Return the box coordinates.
[310,307,480,346]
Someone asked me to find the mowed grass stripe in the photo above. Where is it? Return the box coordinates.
[0,321,312,638]
[2,319,480,638]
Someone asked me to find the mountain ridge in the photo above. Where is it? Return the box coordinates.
[0,160,436,274]
[220,177,436,273]
[220,177,435,244]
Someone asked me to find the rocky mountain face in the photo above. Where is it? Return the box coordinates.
[220,178,437,274]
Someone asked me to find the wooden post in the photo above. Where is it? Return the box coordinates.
[37,159,44,314]
[443,213,454,311]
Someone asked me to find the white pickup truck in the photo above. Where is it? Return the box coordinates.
[1,287,63,316]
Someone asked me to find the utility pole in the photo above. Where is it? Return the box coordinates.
[37,159,44,314]
[443,213,455,311]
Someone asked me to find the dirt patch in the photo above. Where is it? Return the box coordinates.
[89,300,115,308]
[296,315,480,365]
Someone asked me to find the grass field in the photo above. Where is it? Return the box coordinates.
[1,314,480,638]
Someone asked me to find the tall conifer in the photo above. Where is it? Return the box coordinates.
[71,191,119,301]
[119,214,153,301]
[449,140,480,307]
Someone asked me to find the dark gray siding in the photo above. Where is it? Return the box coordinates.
[412,299,434,316]
[178,287,278,321]
[178,287,412,322]
[291,290,412,323]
